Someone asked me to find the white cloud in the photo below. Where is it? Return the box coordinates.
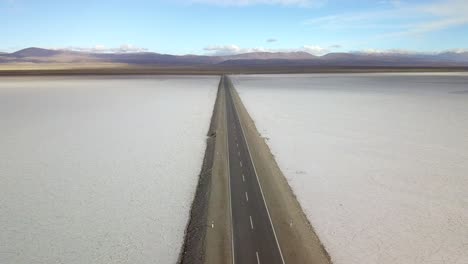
[444,48,468,53]
[203,44,468,57]
[352,48,421,55]
[351,48,468,55]
[266,38,278,43]
[203,44,332,55]
[302,45,328,55]
[190,0,326,7]
[204,45,269,55]
[60,44,148,53]
[117,44,148,53]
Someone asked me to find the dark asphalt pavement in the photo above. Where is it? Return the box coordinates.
[223,75,285,264]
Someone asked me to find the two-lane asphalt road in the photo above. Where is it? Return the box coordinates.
[222,75,285,264]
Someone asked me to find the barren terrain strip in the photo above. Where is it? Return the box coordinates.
[179,77,232,264]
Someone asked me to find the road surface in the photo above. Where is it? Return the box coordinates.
[223,75,285,264]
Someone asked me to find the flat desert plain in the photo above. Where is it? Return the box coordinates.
[0,76,218,264]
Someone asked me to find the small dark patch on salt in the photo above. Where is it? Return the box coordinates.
[450,90,468,94]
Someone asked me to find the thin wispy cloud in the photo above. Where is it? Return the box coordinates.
[266,38,278,43]
[1,0,17,5]
[0,0,21,12]
[378,0,403,7]
[304,0,468,38]
[190,0,326,7]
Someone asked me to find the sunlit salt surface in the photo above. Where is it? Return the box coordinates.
[233,73,468,264]
[0,76,218,264]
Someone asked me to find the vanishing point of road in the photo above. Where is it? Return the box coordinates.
[222,75,285,264]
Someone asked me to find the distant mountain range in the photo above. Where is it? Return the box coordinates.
[1,47,468,67]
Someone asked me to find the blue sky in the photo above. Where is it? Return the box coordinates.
[1,0,467,55]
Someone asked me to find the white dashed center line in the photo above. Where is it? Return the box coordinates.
[256,251,260,264]
[245,192,249,202]
[250,215,254,230]
[242,174,245,182]
[240,161,243,167]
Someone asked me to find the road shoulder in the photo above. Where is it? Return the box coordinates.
[230,82,332,264]
[205,81,232,264]
[179,78,232,264]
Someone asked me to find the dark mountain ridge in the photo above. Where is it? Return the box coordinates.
[1,47,468,67]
